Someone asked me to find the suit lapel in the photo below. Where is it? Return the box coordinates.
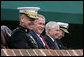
[28,30,46,49]
[44,34,55,49]
[44,34,59,49]
[55,39,65,49]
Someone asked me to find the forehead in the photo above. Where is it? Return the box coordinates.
[25,17,34,22]
[52,25,59,30]
[53,25,59,29]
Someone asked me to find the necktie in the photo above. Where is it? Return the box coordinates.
[40,35,50,49]
[54,40,60,49]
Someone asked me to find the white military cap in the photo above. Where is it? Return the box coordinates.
[17,7,40,19]
[56,22,69,33]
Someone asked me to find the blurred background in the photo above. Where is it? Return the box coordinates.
[1,1,83,49]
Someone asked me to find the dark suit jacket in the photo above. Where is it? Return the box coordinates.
[43,34,59,49]
[8,25,38,49]
[54,39,67,49]
[28,30,46,49]
[44,34,67,49]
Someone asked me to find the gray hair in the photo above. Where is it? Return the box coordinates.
[38,14,45,21]
[45,21,59,33]
[34,14,46,23]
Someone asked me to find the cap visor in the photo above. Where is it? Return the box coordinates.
[60,28,69,33]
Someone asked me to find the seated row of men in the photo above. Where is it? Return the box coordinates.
[2,7,69,49]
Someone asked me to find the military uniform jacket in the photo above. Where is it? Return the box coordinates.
[8,25,38,49]
[54,39,67,49]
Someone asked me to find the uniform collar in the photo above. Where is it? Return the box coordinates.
[19,24,29,32]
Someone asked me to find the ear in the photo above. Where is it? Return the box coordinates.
[47,29,51,34]
[20,15,25,22]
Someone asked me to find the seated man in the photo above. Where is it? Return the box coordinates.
[55,22,69,49]
[44,21,60,49]
[8,7,40,49]
[28,14,50,49]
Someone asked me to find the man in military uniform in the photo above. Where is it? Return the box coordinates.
[55,22,69,49]
[8,7,40,49]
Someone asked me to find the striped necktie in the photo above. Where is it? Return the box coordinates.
[40,35,50,49]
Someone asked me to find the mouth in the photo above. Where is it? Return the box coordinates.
[55,34,59,36]
[58,36,62,38]
[39,30,43,32]
[39,28,44,32]
[28,23,32,26]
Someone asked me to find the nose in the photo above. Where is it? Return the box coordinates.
[31,21,34,25]
[57,30,60,33]
[40,23,44,27]
[42,25,44,28]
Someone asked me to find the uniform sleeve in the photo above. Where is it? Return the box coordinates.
[9,31,30,49]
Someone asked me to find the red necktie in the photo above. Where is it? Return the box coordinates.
[40,35,50,49]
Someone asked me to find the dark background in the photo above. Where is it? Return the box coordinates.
[1,21,83,49]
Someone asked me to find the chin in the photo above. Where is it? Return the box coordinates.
[55,37,59,39]
[39,32,42,34]
[39,31,42,33]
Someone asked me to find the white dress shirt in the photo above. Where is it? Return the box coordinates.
[37,34,45,46]
[47,35,55,42]
[47,34,60,49]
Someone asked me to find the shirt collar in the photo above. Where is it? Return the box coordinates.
[47,34,55,42]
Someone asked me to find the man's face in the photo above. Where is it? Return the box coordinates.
[24,18,34,30]
[20,14,34,30]
[48,25,60,39]
[33,17,45,35]
[58,30,65,39]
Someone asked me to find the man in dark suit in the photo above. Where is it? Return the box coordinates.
[8,7,40,49]
[44,21,69,49]
[28,14,50,49]
[44,21,60,49]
